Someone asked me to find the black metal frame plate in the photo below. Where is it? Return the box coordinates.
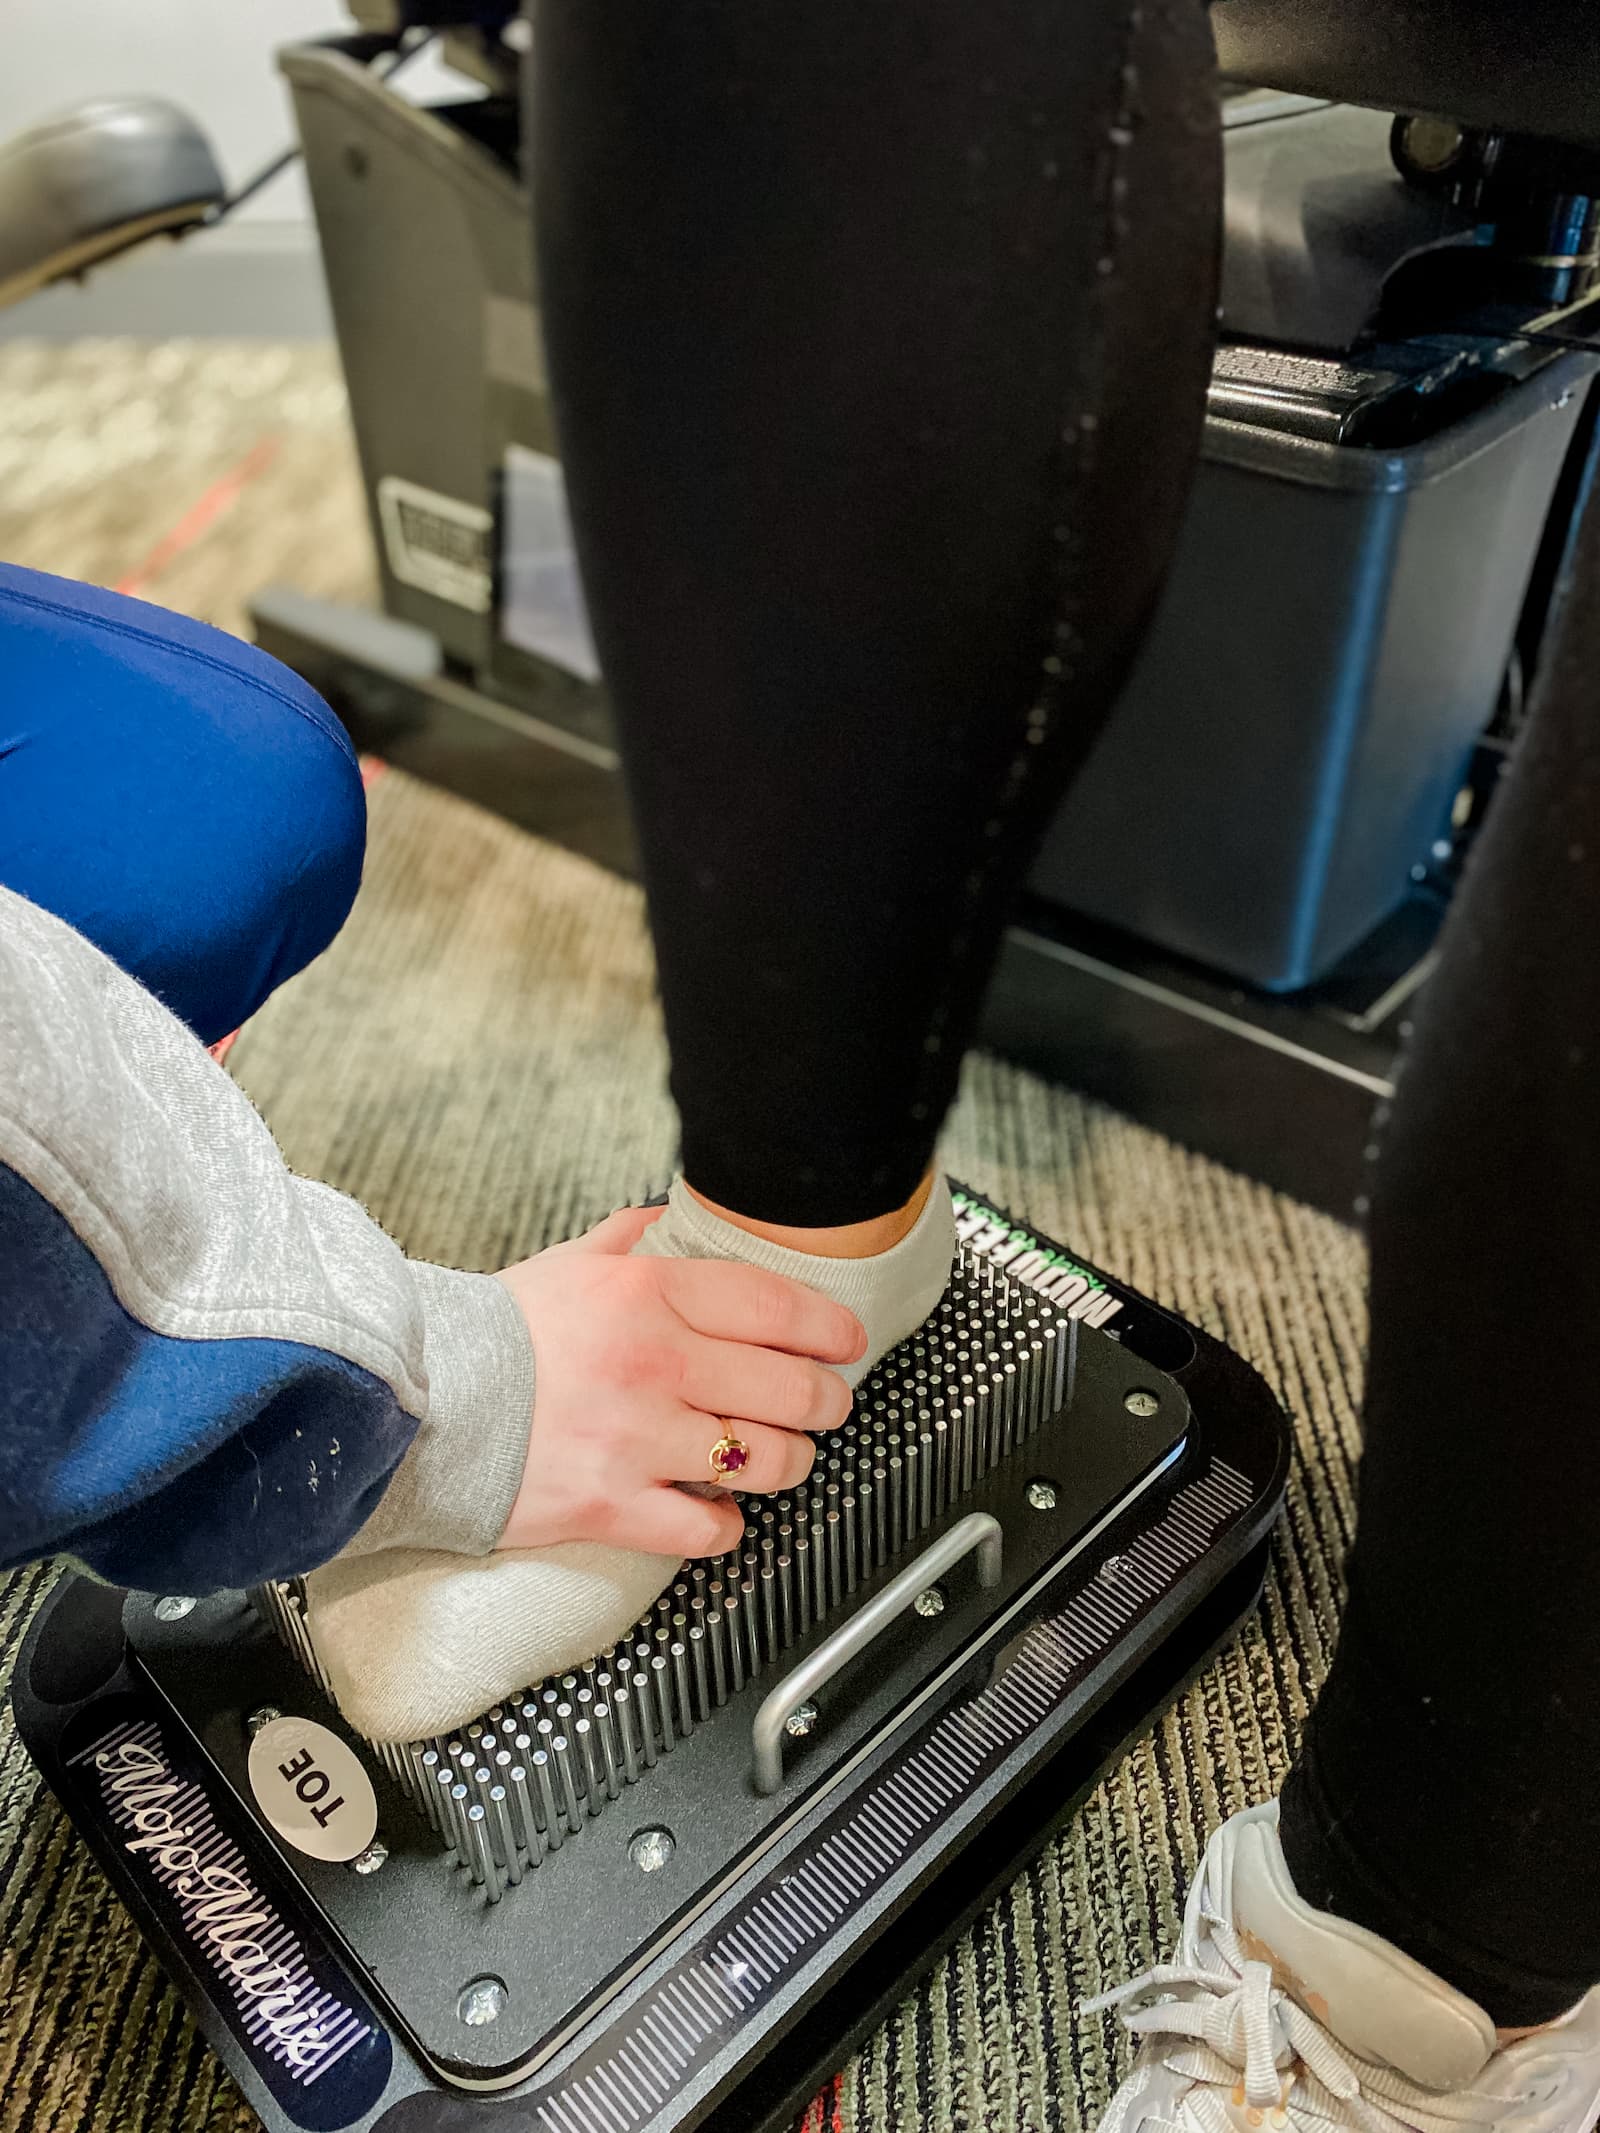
[14,1194,1289,2132]
[125,1306,1189,2087]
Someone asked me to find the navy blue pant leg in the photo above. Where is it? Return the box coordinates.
[0,563,365,1042]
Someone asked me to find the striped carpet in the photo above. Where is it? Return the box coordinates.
[0,342,1369,2133]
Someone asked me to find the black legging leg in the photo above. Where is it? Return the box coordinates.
[1279,459,1600,2026]
[532,0,1219,1226]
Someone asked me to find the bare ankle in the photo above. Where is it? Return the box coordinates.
[682,1170,936,1259]
[1496,2020,1556,2047]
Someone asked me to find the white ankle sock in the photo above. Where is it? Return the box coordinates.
[634,1173,957,1387]
[303,1540,678,1743]
[302,1181,955,1742]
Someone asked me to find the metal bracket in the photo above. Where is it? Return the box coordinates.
[750,1514,1004,1796]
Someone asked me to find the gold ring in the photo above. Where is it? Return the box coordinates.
[708,1432,751,1480]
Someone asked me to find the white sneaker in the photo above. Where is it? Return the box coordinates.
[1088,1801,1600,2133]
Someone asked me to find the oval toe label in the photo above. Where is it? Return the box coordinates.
[247,1717,378,1863]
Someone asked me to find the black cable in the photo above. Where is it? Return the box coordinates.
[214,144,302,220]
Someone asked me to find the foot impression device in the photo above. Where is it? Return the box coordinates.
[15,1187,1289,2133]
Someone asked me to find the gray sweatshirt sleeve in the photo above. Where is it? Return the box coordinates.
[0,882,534,1592]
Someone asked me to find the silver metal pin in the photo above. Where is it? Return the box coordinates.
[971,1365,993,1461]
[729,1579,755,1678]
[416,1750,443,1834]
[841,1497,859,1593]
[532,1749,563,1847]
[670,1640,694,1737]
[706,1606,730,1704]
[629,1646,656,1758]
[448,1780,472,1862]
[576,1717,605,1810]
[489,1785,523,1885]
[723,1598,746,1694]
[853,1479,876,1576]
[553,1735,583,1833]
[634,1664,660,1768]
[689,1624,711,1722]
[466,1803,501,1902]
[593,1701,623,1800]
[1029,1325,1050,1430]
[613,1690,641,1784]
[792,1532,813,1634]
[509,1765,542,1861]
[436,1768,465,1853]
[759,1567,779,1660]
[650,1656,676,1753]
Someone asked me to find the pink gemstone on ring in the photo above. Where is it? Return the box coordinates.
[713,1436,749,1474]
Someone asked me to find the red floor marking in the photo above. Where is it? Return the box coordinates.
[792,2072,843,2133]
[114,435,282,600]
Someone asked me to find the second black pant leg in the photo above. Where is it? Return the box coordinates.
[1280,458,1600,2025]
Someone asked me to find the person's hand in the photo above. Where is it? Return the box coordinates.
[493,1205,866,1559]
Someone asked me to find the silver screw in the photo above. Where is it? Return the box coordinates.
[350,1843,387,1875]
[913,1586,946,1619]
[153,1596,196,1622]
[1025,1480,1058,1512]
[1398,113,1464,175]
[457,1976,506,2027]
[629,1826,675,1874]
[246,1705,282,1737]
[785,1700,819,1739]
[1124,1389,1160,1418]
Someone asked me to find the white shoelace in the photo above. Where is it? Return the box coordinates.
[1086,1913,1513,2133]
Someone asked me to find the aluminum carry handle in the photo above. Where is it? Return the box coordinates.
[750,1512,1004,1795]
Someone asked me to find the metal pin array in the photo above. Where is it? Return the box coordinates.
[254,1241,1075,1898]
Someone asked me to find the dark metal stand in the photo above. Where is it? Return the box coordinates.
[984,896,1439,1217]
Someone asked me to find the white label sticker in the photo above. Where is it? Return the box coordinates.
[247,1716,378,1864]
[376,474,493,613]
